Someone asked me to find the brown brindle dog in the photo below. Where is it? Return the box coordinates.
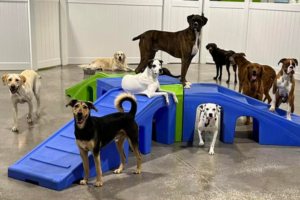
[242,63,265,125]
[133,14,208,89]
[269,58,298,120]
[230,53,276,103]
[66,93,141,187]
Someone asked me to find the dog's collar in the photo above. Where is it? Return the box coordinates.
[205,119,210,127]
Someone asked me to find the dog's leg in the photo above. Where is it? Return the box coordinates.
[128,138,142,174]
[219,65,223,80]
[147,92,170,105]
[208,130,218,155]
[213,65,219,80]
[93,152,103,187]
[27,101,33,123]
[157,89,178,104]
[114,136,126,174]
[12,103,18,132]
[287,95,293,120]
[245,117,251,125]
[226,64,230,84]
[34,77,41,117]
[79,148,90,185]
[233,64,238,84]
[198,129,204,146]
[181,58,192,89]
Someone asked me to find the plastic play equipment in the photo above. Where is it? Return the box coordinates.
[96,76,183,141]
[8,88,176,191]
[183,83,300,146]
[65,72,134,102]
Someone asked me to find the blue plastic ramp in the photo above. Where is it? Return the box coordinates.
[97,75,181,97]
[183,83,300,146]
[8,88,176,190]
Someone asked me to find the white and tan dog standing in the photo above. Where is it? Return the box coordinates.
[79,51,134,72]
[122,59,178,105]
[197,103,221,155]
[2,70,41,132]
[269,58,297,120]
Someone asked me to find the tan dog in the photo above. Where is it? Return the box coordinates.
[79,51,134,72]
[242,64,265,125]
[269,58,298,120]
[2,70,41,132]
[230,53,276,103]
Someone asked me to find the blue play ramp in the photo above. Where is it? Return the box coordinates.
[183,83,300,146]
[97,75,181,97]
[8,88,176,190]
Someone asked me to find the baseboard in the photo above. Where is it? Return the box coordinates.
[206,56,214,64]
[68,57,162,65]
[38,58,61,69]
[0,62,31,70]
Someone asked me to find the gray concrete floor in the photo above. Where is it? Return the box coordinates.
[0,63,300,200]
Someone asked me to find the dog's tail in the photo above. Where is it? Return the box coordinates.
[161,68,181,78]
[115,93,137,116]
[132,35,141,41]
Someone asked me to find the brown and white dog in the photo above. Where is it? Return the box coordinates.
[269,58,298,120]
[79,51,134,72]
[133,14,208,89]
[2,70,41,132]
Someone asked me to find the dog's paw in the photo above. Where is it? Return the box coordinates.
[114,168,123,174]
[213,77,217,80]
[244,121,250,125]
[36,112,41,118]
[27,117,33,123]
[218,77,222,81]
[79,179,88,185]
[226,80,229,84]
[199,141,204,146]
[12,126,18,132]
[133,168,141,174]
[234,81,238,84]
[184,84,191,89]
[173,97,179,104]
[269,107,275,112]
[186,82,192,86]
[287,115,292,121]
[208,150,214,155]
[166,100,170,105]
[94,181,103,187]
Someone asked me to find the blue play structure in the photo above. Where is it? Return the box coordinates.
[183,83,300,146]
[97,75,181,97]
[8,88,176,191]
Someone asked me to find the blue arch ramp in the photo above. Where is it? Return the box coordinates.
[183,83,300,146]
[8,88,176,191]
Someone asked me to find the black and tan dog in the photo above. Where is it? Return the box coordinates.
[206,43,237,84]
[133,14,208,89]
[66,93,142,187]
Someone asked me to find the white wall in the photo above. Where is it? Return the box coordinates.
[246,6,300,79]
[35,0,61,69]
[0,1,31,70]
[67,0,163,64]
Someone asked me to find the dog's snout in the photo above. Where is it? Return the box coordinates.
[77,112,83,117]
[11,85,16,89]
[290,66,294,69]
[252,70,257,75]
[209,113,213,117]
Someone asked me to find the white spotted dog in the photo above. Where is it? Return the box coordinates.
[269,58,297,120]
[2,70,41,132]
[122,59,178,105]
[197,103,221,155]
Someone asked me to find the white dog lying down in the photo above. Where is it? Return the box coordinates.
[79,51,134,72]
[122,59,178,105]
[198,103,221,155]
[2,70,41,132]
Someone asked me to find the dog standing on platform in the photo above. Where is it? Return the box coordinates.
[66,93,142,187]
[197,103,221,155]
[2,70,41,132]
[122,59,178,105]
[269,58,298,120]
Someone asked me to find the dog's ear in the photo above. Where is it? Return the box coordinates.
[187,14,194,24]
[123,52,126,60]
[2,74,8,85]
[244,65,251,80]
[261,66,266,77]
[66,99,78,108]
[147,59,154,68]
[217,105,222,113]
[278,58,286,66]
[294,59,298,66]
[86,101,98,112]
[242,53,246,57]
[114,52,118,60]
[206,44,210,50]
[201,13,208,26]
[159,60,163,65]
[19,75,26,85]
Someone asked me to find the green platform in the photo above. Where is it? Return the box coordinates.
[65,73,183,141]
[65,72,134,102]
